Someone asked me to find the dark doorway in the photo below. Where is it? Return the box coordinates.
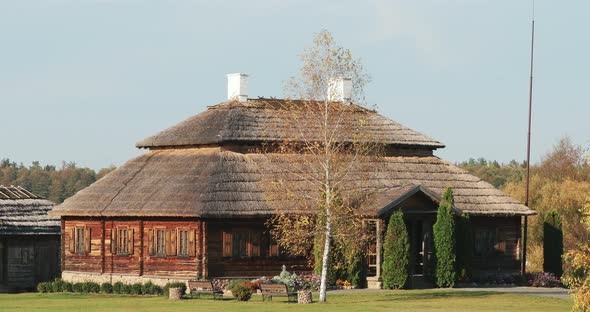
[406,217,434,288]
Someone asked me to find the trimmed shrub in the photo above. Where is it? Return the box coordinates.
[100,282,113,294]
[62,282,73,292]
[456,214,473,282]
[433,187,457,287]
[231,283,252,301]
[72,283,84,293]
[131,283,143,295]
[382,210,410,289]
[37,282,51,293]
[163,282,187,297]
[51,278,65,292]
[82,282,100,293]
[142,281,163,295]
[113,282,124,294]
[347,254,365,288]
[543,210,564,278]
[121,284,132,295]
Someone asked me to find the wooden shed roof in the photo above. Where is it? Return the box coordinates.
[0,186,60,236]
[50,148,535,218]
[135,99,445,150]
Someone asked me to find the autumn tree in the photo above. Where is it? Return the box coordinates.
[563,198,590,311]
[263,30,377,303]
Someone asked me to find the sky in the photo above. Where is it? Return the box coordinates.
[1,0,588,170]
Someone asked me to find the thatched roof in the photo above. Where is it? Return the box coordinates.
[50,148,534,217]
[136,100,445,150]
[0,186,60,236]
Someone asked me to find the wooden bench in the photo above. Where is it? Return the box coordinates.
[188,280,224,300]
[260,283,298,302]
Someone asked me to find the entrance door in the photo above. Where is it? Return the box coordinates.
[407,218,433,288]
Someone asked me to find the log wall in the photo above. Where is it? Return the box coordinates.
[62,218,203,279]
[471,216,521,273]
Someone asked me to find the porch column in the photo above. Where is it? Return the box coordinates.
[376,219,382,279]
[521,216,528,274]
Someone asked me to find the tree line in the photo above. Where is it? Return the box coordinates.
[0,159,116,204]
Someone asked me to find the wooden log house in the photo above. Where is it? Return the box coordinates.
[49,74,535,288]
[0,186,60,292]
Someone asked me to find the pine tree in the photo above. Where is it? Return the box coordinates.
[382,210,410,289]
[433,187,456,287]
[543,210,563,277]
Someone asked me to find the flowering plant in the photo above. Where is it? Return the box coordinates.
[527,272,562,288]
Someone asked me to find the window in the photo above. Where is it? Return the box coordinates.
[474,228,505,257]
[110,227,134,256]
[222,230,261,258]
[148,228,195,258]
[76,227,85,254]
[178,229,189,257]
[156,229,166,257]
[69,226,91,255]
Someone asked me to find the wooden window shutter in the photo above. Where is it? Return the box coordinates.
[222,231,232,257]
[69,227,75,253]
[166,229,177,256]
[176,228,181,256]
[188,229,196,257]
[127,228,134,255]
[84,227,91,254]
[111,228,117,254]
[147,229,154,256]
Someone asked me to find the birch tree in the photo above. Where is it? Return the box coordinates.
[261,30,378,302]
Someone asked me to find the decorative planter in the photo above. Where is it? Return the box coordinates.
[168,287,182,300]
[297,290,313,304]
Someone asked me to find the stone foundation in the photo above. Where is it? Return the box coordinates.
[61,271,192,289]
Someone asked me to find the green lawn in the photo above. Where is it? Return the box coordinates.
[0,290,572,312]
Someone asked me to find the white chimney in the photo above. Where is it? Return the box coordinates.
[227,73,248,102]
[327,77,352,102]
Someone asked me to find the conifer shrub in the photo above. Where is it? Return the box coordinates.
[382,210,410,289]
[62,282,73,292]
[131,283,143,295]
[113,281,124,294]
[72,283,84,293]
[100,282,113,294]
[121,284,132,294]
[142,281,163,295]
[37,282,51,293]
[51,278,65,292]
[433,188,457,287]
[543,210,564,278]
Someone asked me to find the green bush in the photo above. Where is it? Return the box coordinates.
[121,284,132,294]
[100,282,113,294]
[37,282,51,293]
[544,210,564,278]
[131,283,143,295]
[142,281,163,295]
[113,282,124,294]
[163,282,187,297]
[62,282,73,292]
[227,279,248,291]
[231,283,252,301]
[433,188,457,287]
[50,278,65,292]
[81,282,100,293]
[382,210,410,289]
[72,283,84,293]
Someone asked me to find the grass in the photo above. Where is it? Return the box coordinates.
[0,290,572,312]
